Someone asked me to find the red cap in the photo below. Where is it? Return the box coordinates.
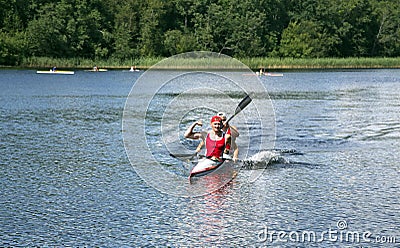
[210,115,222,123]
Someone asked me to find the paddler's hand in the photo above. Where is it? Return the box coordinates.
[222,153,232,160]
[196,120,203,126]
[222,120,229,129]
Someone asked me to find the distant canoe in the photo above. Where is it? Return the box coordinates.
[264,72,283,77]
[129,66,140,72]
[244,72,284,77]
[85,69,108,72]
[37,70,74,75]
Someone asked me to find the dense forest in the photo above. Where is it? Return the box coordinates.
[0,0,399,66]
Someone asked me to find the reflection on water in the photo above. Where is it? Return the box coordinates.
[0,69,399,246]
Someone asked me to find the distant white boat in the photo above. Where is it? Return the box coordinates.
[243,72,284,77]
[85,68,108,72]
[256,71,283,77]
[37,70,74,75]
[129,66,140,72]
[264,72,283,77]
[243,71,283,77]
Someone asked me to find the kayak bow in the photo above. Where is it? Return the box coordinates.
[189,158,224,178]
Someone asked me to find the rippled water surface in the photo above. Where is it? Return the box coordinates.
[1,69,399,246]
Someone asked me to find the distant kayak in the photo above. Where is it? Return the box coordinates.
[129,65,140,72]
[85,69,108,72]
[37,70,74,75]
[256,71,283,77]
[264,72,283,77]
[243,72,283,77]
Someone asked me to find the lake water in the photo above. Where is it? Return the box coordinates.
[1,69,399,246]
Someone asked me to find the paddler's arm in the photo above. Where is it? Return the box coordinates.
[229,125,239,161]
[223,123,239,161]
[195,140,204,153]
[184,120,203,139]
[224,134,231,155]
[229,125,239,137]
[232,142,239,162]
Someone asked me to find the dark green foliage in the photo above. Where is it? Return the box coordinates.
[0,31,28,65]
[0,0,399,65]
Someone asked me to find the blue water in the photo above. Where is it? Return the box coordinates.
[1,69,399,246]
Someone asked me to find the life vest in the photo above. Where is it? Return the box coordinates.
[205,132,225,159]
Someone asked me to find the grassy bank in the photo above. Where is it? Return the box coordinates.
[242,57,400,69]
[12,56,400,70]
[20,56,163,70]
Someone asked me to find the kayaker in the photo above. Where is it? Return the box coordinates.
[218,112,239,161]
[195,112,239,162]
[185,115,231,162]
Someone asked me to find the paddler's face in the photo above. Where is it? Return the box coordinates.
[211,121,222,132]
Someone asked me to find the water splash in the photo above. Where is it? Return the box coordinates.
[242,150,290,169]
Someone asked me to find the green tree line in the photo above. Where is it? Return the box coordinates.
[1,0,399,66]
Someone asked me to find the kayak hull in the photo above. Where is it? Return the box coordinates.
[265,73,283,77]
[189,158,224,178]
[37,70,74,75]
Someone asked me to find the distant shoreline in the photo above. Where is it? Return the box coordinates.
[1,56,399,70]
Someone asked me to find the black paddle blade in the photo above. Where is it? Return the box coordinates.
[226,95,252,123]
[234,95,252,115]
[169,153,196,160]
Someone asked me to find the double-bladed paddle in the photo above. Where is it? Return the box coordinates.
[170,94,252,161]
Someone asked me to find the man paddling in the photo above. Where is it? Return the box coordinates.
[195,112,239,162]
[184,115,231,162]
